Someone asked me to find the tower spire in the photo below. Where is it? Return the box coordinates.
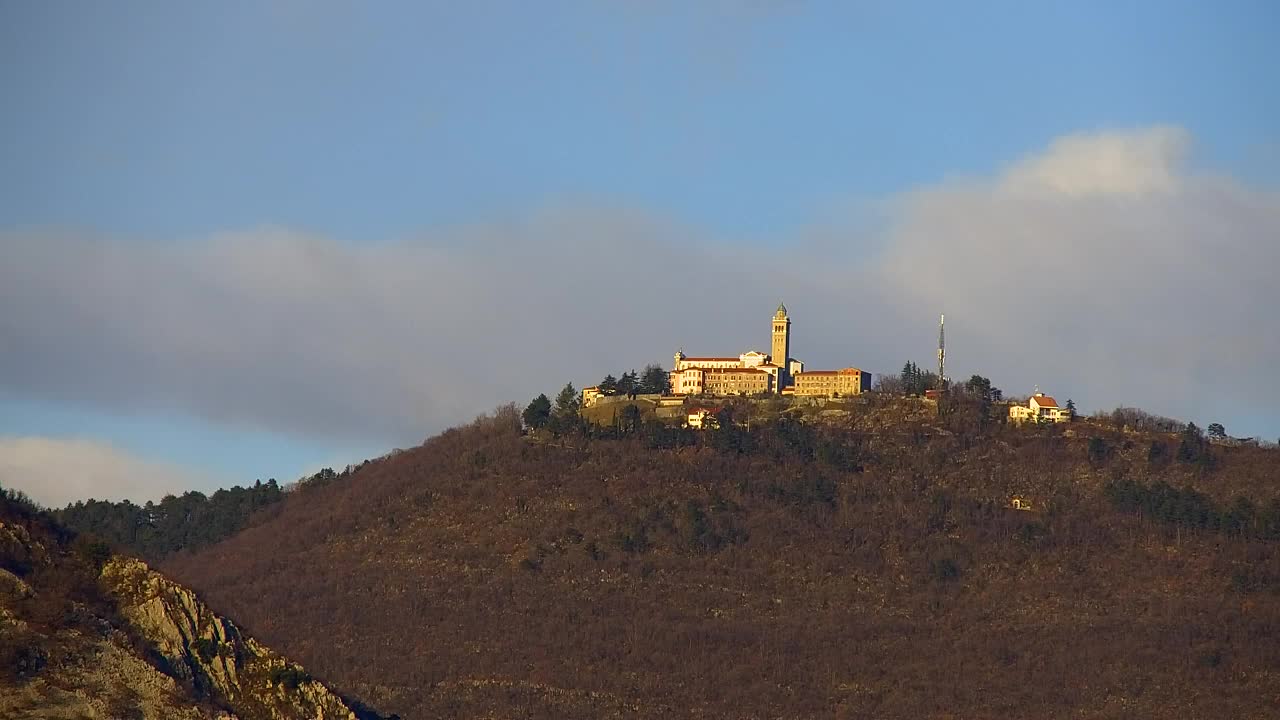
[771,302,792,392]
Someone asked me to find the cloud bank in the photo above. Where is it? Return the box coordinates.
[0,436,212,508]
[880,126,1279,436]
[1,127,1277,452]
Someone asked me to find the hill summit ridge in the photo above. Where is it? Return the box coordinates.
[158,402,1280,719]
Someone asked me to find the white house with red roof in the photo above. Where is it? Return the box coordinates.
[1009,393,1071,424]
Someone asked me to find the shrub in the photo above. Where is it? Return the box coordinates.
[0,639,47,683]
[1087,437,1109,466]
[928,557,961,582]
[191,637,218,664]
[72,537,113,570]
[269,665,312,690]
[1015,521,1050,548]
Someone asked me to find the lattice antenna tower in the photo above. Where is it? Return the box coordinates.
[937,314,946,390]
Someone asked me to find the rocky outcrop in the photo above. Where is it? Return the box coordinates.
[101,557,363,720]
[1,518,213,720]
[0,511,382,720]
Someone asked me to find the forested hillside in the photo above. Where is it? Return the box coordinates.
[163,399,1280,719]
[58,479,288,562]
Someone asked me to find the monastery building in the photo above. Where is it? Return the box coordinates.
[671,303,867,397]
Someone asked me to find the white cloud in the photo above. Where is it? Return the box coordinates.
[0,126,1276,445]
[0,210,835,446]
[879,127,1280,434]
[0,437,213,508]
[999,126,1190,196]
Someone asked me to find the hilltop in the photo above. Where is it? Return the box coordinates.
[152,398,1280,719]
[0,489,390,720]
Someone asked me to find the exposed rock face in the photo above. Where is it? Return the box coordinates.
[0,513,382,720]
[1,637,214,720]
[102,557,362,720]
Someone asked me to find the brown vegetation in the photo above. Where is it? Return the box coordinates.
[164,401,1280,719]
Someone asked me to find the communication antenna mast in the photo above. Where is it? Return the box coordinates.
[937,314,946,390]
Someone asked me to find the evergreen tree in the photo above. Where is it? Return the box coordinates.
[964,374,989,397]
[618,370,639,397]
[1066,398,1077,419]
[640,364,670,395]
[1148,440,1169,465]
[618,404,643,434]
[960,374,1003,403]
[553,383,580,417]
[546,384,582,437]
[1177,422,1207,463]
[1207,423,1226,439]
[897,361,938,396]
[901,362,917,394]
[962,375,990,400]
[599,374,619,395]
[522,394,552,430]
[897,361,939,396]
[712,408,747,453]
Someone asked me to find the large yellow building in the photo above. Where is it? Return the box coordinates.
[702,367,771,395]
[792,368,865,396]
[670,304,865,397]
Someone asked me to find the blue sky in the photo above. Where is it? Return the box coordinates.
[2,1,1277,506]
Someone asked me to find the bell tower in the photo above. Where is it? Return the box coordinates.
[771,302,791,389]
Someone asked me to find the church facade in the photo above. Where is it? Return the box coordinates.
[670,303,866,397]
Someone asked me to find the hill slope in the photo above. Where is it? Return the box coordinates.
[164,403,1280,719]
[0,490,388,720]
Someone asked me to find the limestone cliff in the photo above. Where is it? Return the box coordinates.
[0,505,386,720]
[102,556,364,720]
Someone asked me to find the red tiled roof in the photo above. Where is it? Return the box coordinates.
[1032,395,1058,408]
